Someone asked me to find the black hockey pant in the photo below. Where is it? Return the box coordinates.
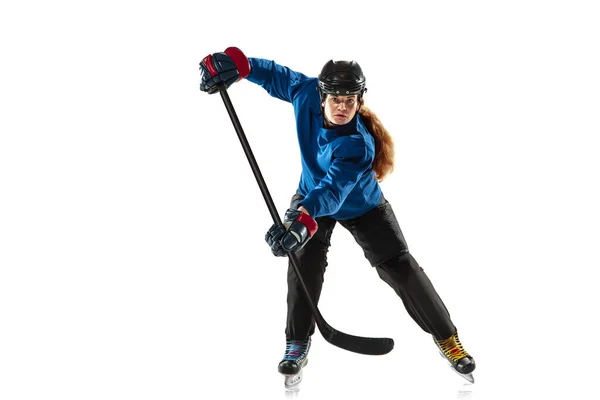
[285,194,457,341]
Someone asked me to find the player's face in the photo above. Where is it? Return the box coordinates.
[322,94,359,126]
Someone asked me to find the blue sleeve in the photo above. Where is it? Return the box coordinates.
[246,57,313,103]
[299,136,370,218]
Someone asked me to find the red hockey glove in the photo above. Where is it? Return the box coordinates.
[199,47,250,94]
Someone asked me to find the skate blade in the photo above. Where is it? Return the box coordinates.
[438,350,475,384]
[455,370,474,384]
[284,370,303,388]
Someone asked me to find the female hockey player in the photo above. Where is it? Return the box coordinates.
[199,47,476,386]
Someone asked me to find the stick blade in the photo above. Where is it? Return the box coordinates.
[321,326,394,355]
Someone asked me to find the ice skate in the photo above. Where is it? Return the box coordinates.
[278,338,311,388]
[434,331,476,383]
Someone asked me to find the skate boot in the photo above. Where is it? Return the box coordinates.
[278,338,311,388]
[434,331,476,383]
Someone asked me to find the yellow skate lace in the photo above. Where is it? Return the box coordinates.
[436,332,470,364]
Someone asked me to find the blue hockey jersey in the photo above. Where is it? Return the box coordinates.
[246,57,382,220]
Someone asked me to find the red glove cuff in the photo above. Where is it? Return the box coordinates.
[224,47,250,80]
[297,213,318,238]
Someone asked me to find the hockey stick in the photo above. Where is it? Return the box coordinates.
[217,86,394,356]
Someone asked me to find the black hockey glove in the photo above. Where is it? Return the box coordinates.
[199,47,250,94]
[265,209,318,257]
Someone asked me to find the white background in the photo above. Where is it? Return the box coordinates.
[1,1,599,399]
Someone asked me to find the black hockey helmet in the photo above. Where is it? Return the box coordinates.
[317,60,367,102]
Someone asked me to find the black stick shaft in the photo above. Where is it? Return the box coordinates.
[219,88,324,318]
[219,88,283,227]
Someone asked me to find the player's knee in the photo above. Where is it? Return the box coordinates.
[377,252,420,283]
